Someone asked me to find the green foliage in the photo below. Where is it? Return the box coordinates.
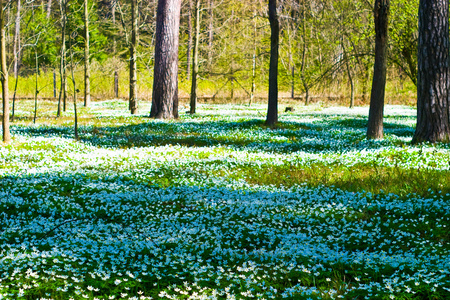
[21,7,59,68]
[389,0,419,85]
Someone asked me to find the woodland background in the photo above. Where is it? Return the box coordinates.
[6,0,418,105]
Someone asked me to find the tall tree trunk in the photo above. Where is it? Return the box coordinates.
[189,0,200,114]
[12,0,21,121]
[84,0,90,107]
[186,0,192,80]
[69,41,78,140]
[367,0,390,139]
[13,0,20,79]
[150,0,182,119]
[58,0,67,115]
[207,0,213,67]
[266,0,279,126]
[413,0,450,143]
[299,2,309,105]
[250,14,257,106]
[0,0,10,143]
[129,0,138,114]
[33,49,39,124]
[111,0,119,98]
[345,57,354,109]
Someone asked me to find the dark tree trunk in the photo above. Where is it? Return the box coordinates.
[189,0,200,114]
[266,0,279,126]
[367,0,390,139]
[114,71,119,98]
[1,0,10,143]
[150,0,181,119]
[129,0,138,114]
[413,0,450,143]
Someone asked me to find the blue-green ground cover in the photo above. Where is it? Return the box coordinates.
[0,101,449,299]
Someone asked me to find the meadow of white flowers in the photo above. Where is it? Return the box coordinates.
[0,102,449,299]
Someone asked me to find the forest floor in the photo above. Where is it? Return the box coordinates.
[0,100,449,299]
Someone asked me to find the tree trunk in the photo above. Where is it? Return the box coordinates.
[111,0,119,99]
[13,0,20,79]
[69,41,78,140]
[346,59,354,109]
[413,0,450,143]
[33,49,38,124]
[186,0,192,80]
[114,71,119,98]
[129,0,138,114]
[266,0,279,126]
[84,0,90,107]
[250,14,257,107]
[0,0,10,143]
[299,2,309,105]
[207,0,213,67]
[12,0,21,121]
[367,0,390,139]
[189,0,200,114]
[150,0,182,119]
[58,0,67,115]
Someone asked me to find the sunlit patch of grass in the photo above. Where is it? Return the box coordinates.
[241,162,450,198]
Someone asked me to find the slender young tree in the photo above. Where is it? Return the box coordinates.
[266,0,279,126]
[129,0,138,114]
[150,0,182,119]
[413,0,450,143]
[13,0,20,79]
[111,0,119,98]
[0,0,10,143]
[207,0,213,67]
[367,0,390,139]
[12,0,21,121]
[58,0,68,116]
[189,0,200,114]
[84,0,91,107]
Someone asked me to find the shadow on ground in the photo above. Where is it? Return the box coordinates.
[11,116,415,153]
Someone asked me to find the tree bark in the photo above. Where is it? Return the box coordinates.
[1,0,10,143]
[58,0,67,115]
[129,0,138,114]
[84,0,91,107]
[150,0,181,119]
[207,0,213,67]
[413,0,450,143]
[250,15,257,106]
[367,0,389,139]
[299,1,309,105]
[33,49,38,124]
[189,0,200,114]
[12,0,21,121]
[13,0,21,79]
[186,0,192,80]
[266,0,279,126]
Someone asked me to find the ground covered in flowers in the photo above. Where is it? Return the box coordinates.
[1,100,449,299]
